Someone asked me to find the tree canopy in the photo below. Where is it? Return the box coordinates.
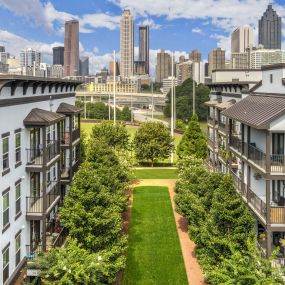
[177,113,207,159]
[164,78,209,122]
[133,121,173,166]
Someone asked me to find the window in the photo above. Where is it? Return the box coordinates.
[3,192,9,228]
[15,233,21,266]
[2,247,9,284]
[47,126,51,144]
[15,132,21,164]
[2,136,9,171]
[47,170,51,187]
[53,166,56,181]
[15,183,21,216]
[270,74,273,83]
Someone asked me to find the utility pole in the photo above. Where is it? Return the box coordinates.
[131,91,133,124]
[84,97,87,119]
[151,82,154,119]
[193,77,196,115]
[113,51,116,125]
[170,52,174,164]
[108,93,111,120]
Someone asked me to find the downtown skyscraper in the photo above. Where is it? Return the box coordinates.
[258,4,282,49]
[64,20,79,77]
[120,10,134,79]
[138,25,149,75]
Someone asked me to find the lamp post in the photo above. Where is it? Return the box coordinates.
[113,50,116,125]
[170,52,175,164]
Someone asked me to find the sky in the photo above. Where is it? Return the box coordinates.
[0,0,285,76]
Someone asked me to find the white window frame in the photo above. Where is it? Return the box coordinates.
[15,183,21,216]
[2,246,9,284]
[15,132,21,164]
[2,136,9,171]
[15,233,21,267]
[2,192,9,228]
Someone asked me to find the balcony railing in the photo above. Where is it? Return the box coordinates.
[271,207,285,224]
[271,154,285,173]
[248,187,266,220]
[61,131,71,145]
[72,128,80,142]
[248,143,266,170]
[26,183,60,214]
[230,136,242,153]
[61,159,80,181]
[26,141,59,166]
[231,171,242,193]
[208,137,216,149]
[218,121,226,133]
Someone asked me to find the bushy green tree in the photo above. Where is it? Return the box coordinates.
[177,113,207,159]
[133,121,173,166]
[91,121,129,150]
[164,78,209,121]
[37,239,126,285]
[60,162,127,252]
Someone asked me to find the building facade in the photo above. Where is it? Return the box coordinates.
[20,49,41,68]
[138,25,149,75]
[79,57,89,77]
[0,75,82,284]
[120,10,134,79]
[155,49,171,83]
[53,47,64,66]
[205,64,285,269]
[189,49,202,63]
[259,4,282,50]
[231,26,253,53]
[162,77,178,95]
[208,48,225,77]
[86,79,139,93]
[64,20,79,77]
[250,48,285,69]
[231,52,249,69]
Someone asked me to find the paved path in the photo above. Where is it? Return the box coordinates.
[134,179,207,285]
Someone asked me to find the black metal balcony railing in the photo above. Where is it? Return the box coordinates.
[26,141,59,165]
[248,187,266,220]
[61,131,71,145]
[72,128,80,142]
[248,143,266,170]
[61,159,80,181]
[26,184,60,214]
[218,121,226,133]
[230,136,242,153]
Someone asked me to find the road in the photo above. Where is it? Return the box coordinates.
[133,110,169,126]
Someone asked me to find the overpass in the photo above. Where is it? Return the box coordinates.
[76,91,167,111]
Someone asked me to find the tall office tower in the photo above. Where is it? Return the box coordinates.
[0,46,5,52]
[179,55,186,63]
[20,48,41,67]
[138,25,149,74]
[120,10,134,79]
[208,48,225,76]
[53,46,64,65]
[231,27,254,53]
[109,60,120,76]
[79,56,89,76]
[231,53,249,69]
[155,49,171,83]
[64,20,79,77]
[259,4,282,49]
[189,49,202,62]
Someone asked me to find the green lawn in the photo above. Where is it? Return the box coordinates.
[134,168,178,179]
[123,186,188,285]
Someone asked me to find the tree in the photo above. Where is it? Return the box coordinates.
[60,162,127,252]
[37,239,126,285]
[177,113,207,159]
[164,78,209,122]
[91,121,129,150]
[133,122,173,166]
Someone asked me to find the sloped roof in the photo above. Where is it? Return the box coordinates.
[216,99,236,110]
[57,103,82,114]
[222,95,285,129]
[24,108,65,126]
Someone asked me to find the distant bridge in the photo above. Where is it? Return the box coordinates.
[76,91,167,111]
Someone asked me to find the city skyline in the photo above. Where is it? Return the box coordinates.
[0,0,285,75]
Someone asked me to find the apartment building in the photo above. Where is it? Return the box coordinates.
[0,75,82,284]
[205,64,285,269]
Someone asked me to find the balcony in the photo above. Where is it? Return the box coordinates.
[26,183,60,219]
[72,128,80,142]
[230,136,242,153]
[248,187,266,220]
[207,137,217,150]
[26,141,59,170]
[248,143,266,170]
[61,159,80,183]
[208,116,216,126]
[218,121,226,133]
[271,207,285,224]
[61,128,80,146]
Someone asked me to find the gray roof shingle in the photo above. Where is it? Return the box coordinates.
[24,108,65,126]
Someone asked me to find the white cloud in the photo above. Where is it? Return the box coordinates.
[192,28,204,35]
[0,0,121,33]
[137,18,161,29]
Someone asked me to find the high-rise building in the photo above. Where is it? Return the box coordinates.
[138,25,149,74]
[120,10,134,79]
[64,20,79,77]
[79,56,89,76]
[231,52,249,69]
[176,61,192,85]
[20,48,41,67]
[258,4,282,49]
[53,46,64,65]
[208,48,225,76]
[249,48,285,69]
[231,27,253,53]
[155,49,171,83]
[109,61,120,76]
[189,49,202,62]
[0,46,5,52]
